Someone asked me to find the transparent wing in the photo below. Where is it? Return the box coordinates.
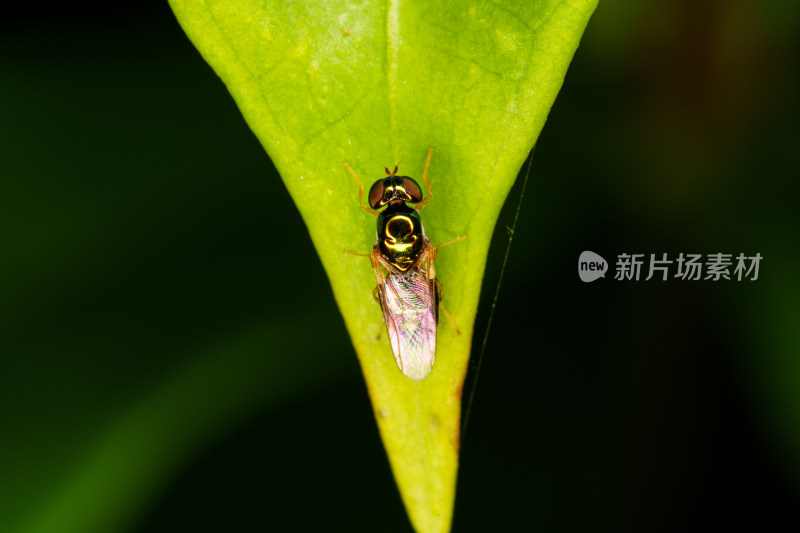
[377,253,438,381]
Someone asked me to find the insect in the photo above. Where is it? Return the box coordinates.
[344,148,466,381]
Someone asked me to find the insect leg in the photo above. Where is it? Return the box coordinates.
[435,278,461,335]
[415,146,435,211]
[431,233,468,262]
[343,161,380,216]
[344,250,385,294]
[371,287,386,340]
[435,233,468,251]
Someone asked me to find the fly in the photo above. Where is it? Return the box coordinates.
[344,147,466,381]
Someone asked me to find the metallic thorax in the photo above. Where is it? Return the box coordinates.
[377,204,424,272]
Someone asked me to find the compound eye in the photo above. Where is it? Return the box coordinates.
[402,178,423,203]
[368,180,385,209]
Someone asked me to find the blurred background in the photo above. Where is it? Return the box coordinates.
[2,1,799,531]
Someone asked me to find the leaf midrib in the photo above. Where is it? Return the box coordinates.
[386,0,400,163]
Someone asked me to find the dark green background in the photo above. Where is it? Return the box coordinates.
[2,1,799,531]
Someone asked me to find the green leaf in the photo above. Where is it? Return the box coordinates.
[169,1,597,531]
